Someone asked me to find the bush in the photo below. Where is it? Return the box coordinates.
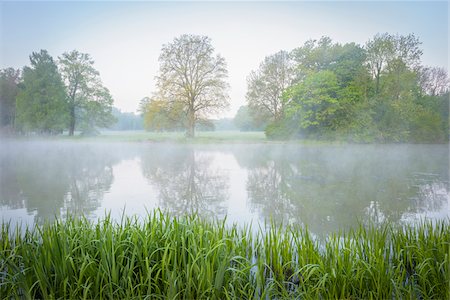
[265,120,295,140]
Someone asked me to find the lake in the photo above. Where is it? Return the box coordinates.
[1,140,448,235]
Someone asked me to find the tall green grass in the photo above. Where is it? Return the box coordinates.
[1,212,449,299]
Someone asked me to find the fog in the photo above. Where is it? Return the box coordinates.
[1,140,448,235]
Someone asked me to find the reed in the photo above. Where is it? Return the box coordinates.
[1,212,448,299]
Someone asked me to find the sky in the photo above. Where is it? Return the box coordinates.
[0,1,448,117]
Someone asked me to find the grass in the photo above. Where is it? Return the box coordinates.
[1,213,449,299]
[4,130,352,145]
[63,130,269,144]
[2,130,268,143]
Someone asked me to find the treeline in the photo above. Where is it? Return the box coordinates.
[0,50,115,136]
[241,33,449,143]
[109,108,143,131]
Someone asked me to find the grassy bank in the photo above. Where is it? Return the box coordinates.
[1,213,449,299]
[1,130,268,143]
[67,130,269,143]
[5,130,349,145]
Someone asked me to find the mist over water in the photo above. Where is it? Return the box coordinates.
[1,140,448,235]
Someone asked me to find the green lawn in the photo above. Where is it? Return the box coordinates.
[64,130,268,143]
[6,130,350,145]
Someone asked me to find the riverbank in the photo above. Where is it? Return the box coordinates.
[4,130,449,145]
[0,130,265,143]
[0,130,356,145]
[2,213,448,299]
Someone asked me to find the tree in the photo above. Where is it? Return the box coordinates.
[285,70,340,136]
[140,96,184,131]
[234,105,268,131]
[246,50,293,122]
[0,68,21,131]
[291,37,340,78]
[155,34,229,137]
[15,50,68,134]
[234,106,254,131]
[77,86,115,135]
[109,107,143,131]
[365,33,422,95]
[418,66,450,96]
[59,50,115,135]
[286,38,373,139]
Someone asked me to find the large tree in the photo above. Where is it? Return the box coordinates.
[15,50,68,134]
[286,70,340,136]
[418,66,449,96]
[0,68,21,130]
[365,33,422,95]
[58,50,115,135]
[246,50,293,122]
[155,34,229,137]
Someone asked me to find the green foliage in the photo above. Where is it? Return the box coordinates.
[234,105,267,131]
[257,34,449,143]
[1,214,449,299]
[140,97,185,132]
[264,119,295,140]
[15,50,68,134]
[286,70,340,136]
[409,94,449,143]
[59,50,115,136]
[77,87,116,135]
[246,50,293,122]
[196,118,215,131]
[0,68,21,130]
[109,107,144,130]
[212,118,237,131]
[156,34,229,137]
[2,49,115,136]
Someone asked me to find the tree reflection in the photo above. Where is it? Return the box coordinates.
[246,159,296,222]
[0,146,24,209]
[0,142,117,224]
[62,146,115,217]
[234,144,449,234]
[140,146,229,218]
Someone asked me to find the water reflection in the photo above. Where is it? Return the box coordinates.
[0,141,448,235]
[234,145,449,233]
[141,146,229,218]
[0,141,118,223]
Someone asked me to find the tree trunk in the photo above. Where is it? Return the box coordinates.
[186,107,195,138]
[69,105,76,136]
[375,73,380,95]
[68,83,79,136]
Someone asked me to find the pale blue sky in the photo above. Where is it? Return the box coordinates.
[1,1,448,115]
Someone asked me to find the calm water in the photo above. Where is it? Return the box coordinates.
[1,140,448,235]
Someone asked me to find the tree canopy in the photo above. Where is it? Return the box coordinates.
[140,97,185,132]
[245,33,449,143]
[59,50,115,135]
[155,34,230,137]
[1,32,448,143]
[0,68,21,131]
[1,49,116,136]
[15,50,68,134]
[246,50,293,122]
